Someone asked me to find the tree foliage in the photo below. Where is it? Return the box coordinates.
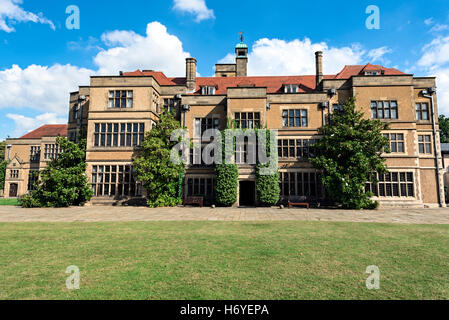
[133,111,185,208]
[215,128,238,206]
[256,129,280,206]
[439,115,449,143]
[0,141,5,191]
[19,137,92,208]
[311,98,389,209]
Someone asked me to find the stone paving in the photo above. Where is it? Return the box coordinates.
[0,205,448,224]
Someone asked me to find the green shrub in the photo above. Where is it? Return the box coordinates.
[19,137,92,208]
[0,160,6,191]
[215,164,238,206]
[256,165,280,206]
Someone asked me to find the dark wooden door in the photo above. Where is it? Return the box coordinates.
[9,183,18,197]
[239,181,256,207]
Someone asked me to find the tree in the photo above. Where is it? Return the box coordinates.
[133,111,185,208]
[439,115,449,143]
[311,98,389,209]
[19,137,92,208]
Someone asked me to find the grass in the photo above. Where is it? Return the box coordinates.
[0,221,448,300]
[0,198,18,206]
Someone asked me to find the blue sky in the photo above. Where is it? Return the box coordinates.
[1,0,449,139]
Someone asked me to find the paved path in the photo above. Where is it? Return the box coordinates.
[0,206,448,224]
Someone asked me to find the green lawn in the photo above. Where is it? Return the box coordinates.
[0,221,448,300]
[0,198,18,206]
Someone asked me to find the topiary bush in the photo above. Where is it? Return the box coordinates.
[256,164,280,206]
[215,164,238,206]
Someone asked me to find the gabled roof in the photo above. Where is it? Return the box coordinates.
[333,64,405,79]
[19,124,68,140]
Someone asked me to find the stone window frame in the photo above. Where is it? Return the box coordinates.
[383,132,406,154]
[30,146,41,163]
[91,164,142,198]
[279,170,324,199]
[108,90,133,109]
[234,112,261,129]
[93,122,145,148]
[370,100,398,119]
[277,137,317,160]
[416,103,430,121]
[366,171,415,198]
[418,134,432,155]
[282,109,308,128]
[185,175,215,199]
[10,169,19,179]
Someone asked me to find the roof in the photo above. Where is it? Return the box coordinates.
[333,64,405,79]
[121,63,407,94]
[19,124,68,140]
[441,143,449,153]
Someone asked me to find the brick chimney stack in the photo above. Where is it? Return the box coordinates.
[315,51,323,90]
[186,58,197,92]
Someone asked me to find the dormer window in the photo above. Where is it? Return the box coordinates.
[365,71,381,76]
[201,86,216,95]
[284,84,299,94]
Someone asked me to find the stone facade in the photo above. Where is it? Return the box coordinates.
[4,41,445,207]
[3,125,67,198]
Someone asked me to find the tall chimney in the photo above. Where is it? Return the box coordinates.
[186,58,197,92]
[315,51,323,90]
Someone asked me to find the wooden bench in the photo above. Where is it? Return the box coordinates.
[288,196,310,209]
[184,197,204,207]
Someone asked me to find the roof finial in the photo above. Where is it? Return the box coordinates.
[239,31,244,43]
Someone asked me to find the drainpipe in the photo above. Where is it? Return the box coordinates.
[422,87,444,207]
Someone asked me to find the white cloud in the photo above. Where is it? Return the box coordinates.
[6,112,67,137]
[95,22,191,76]
[1,21,192,137]
[418,36,449,69]
[0,64,93,115]
[416,35,449,115]
[218,37,394,76]
[0,0,55,33]
[173,0,215,22]
[430,24,449,33]
[367,46,393,64]
[424,17,435,26]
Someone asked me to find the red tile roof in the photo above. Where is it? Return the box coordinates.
[20,124,68,139]
[333,64,405,79]
[122,63,407,94]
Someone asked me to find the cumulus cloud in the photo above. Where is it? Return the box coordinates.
[424,17,435,26]
[418,36,449,70]
[0,64,93,115]
[416,35,449,115]
[95,22,191,76]
[367,46,393,64]
[172,0,215,22]
[219,37,394,76]
[1,21,192,137]
[0,0,55,33]
[6,112,67,137]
